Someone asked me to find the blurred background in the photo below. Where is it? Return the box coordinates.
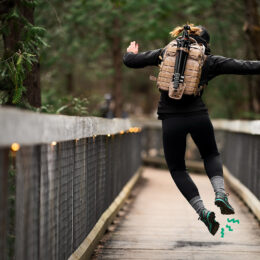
[1,0,260,119]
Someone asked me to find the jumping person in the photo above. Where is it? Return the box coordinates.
[123,24,260,235]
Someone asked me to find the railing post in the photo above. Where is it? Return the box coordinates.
[0,148,9,260]
[15,146,41,260]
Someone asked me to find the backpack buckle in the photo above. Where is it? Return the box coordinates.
[149,75,157,82]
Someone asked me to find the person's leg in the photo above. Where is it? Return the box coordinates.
[189,114,234,214]
[162,117,208,216]
[188,114,225,192]
[204,155,225,194]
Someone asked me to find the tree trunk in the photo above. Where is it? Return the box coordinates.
[111,17,123,117]
[24,62,41,107]
[2,1,20,57]
[243,0,260,113]
[1,0,41,107]
[21,0,41,107]
[243,0,260,59]
[66,72,74,93]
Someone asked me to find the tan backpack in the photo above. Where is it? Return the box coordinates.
[151,38,207,99]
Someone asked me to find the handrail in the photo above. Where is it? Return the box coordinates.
[0,107,133,146]
[212,119,260,135]
[131,117,260,135]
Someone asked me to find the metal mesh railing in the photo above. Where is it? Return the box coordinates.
[0,129,141,260]
[215,131,260,201]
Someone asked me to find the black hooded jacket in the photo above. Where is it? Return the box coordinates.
[123,48,260,119]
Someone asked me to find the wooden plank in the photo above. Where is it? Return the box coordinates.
[95,168,260,260]
[98,249,260,260]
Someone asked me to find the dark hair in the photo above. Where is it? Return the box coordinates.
[190,26,211,55]
[198,26,210,43]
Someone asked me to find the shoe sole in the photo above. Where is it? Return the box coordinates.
[215,200,235,215]
[208,212,219,236]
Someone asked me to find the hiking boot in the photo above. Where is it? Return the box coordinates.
[198,210,219,235]
[215,192,235,215]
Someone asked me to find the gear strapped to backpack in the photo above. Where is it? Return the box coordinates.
[151,25,207,100]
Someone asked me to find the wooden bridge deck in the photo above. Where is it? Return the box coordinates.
[93,167,260,260]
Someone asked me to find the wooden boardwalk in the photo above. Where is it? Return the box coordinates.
[94,167,260,260]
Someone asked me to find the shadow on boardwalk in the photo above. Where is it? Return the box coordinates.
[93,167,260,260]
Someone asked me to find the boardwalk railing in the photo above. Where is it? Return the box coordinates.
[212,120,260,200]
[0,107,142,260]
[134,118,260,219]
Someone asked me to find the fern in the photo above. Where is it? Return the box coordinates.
[0,1,47,106]
[12,85,24,104]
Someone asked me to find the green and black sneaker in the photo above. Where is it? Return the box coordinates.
[198,210,219,236]
[215,192,235,215]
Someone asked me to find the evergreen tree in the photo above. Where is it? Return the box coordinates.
[0,0,46,107]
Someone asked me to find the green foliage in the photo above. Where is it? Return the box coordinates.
[0,1,47,105]
[40,96,89,116]
[34,0,258,118]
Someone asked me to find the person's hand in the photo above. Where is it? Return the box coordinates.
[127,41,139,54]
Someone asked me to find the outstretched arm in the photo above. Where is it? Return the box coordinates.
[210,55,260,75]
[123,41,163,68]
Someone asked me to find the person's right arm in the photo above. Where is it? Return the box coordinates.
[123,48,164,68]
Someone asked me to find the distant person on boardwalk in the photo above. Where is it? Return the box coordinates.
[123,24,260,235]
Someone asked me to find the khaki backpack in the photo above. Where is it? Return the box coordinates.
[151,38,207,99]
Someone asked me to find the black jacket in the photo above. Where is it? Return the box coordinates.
[123,48,260,119]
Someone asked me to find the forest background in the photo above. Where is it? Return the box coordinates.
[0,0,260,119]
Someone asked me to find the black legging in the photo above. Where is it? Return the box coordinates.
[162,114,223,201]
